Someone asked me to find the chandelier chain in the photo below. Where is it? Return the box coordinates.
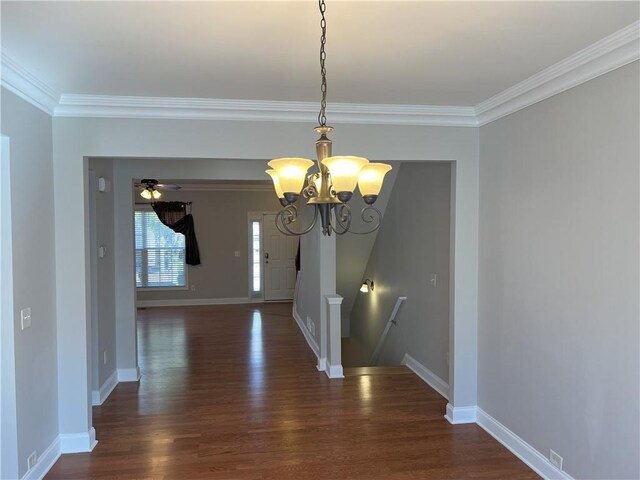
[318,0,327,126]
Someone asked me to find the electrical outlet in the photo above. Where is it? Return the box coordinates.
[234,250,241,257]
[27,451,37,470]
[190,284,196,291]
[430,273,437,287]
[306,316,314,333]
[549,449,563,470]
[21,307,32,330]
[103,350,108,365]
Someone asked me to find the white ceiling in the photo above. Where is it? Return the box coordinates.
[1,1,638,106]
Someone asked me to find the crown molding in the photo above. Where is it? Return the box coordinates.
[2,21,638,127]
[475,20,640,126]
[54,94,477,127]
[0,52,59,115]
[171,182,273,192]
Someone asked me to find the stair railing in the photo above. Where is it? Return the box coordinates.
[369,296,407,366]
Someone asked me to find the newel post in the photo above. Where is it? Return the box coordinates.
[324,294,344,378]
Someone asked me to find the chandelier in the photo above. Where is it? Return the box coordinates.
[265,0,392,236]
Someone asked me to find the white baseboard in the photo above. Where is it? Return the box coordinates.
[445,403,477,424]
[21,429,98,478]
[91,370,118,406]
[292,301,320,359]
[476,408,574,480]
[59,427,97,454]
[136,297,249,307]
[117,366,141,382]
[21,436,61,480]
[401,353,449,400]
[316,357,327,372]
[325,362,344,379]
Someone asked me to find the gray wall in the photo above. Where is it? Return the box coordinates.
[135,188,282,302]
[478,62,639,479]
[88,158,117,392]
[0,88,58,479]
[348,162,451,379]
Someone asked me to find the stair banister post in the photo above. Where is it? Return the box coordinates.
[324,294,344,379]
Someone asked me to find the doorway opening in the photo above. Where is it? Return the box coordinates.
[339,161,453,405]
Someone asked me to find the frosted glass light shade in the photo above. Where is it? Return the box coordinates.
[267,158,314,194]
[358,163,392,196]
[265,169,284,198]
[152,190,162,199]
[321,156,369,193]
[360,279,374,292]
[140,189,152,199]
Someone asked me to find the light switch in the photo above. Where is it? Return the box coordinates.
[234,251,241,257]
[98,245,107,258]
[430,273,437,287]
[21,307,32,330]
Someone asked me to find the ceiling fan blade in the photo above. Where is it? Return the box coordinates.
[157,183,181,190]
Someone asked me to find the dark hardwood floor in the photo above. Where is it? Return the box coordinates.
[46,303,537,479]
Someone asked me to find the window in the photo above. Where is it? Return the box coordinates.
[135,210,186,288]
[251,221,261,293]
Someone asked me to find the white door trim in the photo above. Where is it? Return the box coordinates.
[0,135,19,479]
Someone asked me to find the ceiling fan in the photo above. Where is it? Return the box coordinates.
[135,178,181,200]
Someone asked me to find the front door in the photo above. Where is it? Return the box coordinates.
[263,214,297,301]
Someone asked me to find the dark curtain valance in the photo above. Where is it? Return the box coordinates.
[152,201,201,266]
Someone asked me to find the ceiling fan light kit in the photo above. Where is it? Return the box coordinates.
[265,0,392,236]
[137,178,183,200]
[140,188,161,200]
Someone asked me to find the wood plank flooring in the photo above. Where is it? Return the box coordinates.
[46,303,538,479]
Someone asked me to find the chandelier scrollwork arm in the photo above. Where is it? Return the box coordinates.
[275,204,320,236]
[332,203,352,235]
[302,173,319,199]
[341,205,383,235]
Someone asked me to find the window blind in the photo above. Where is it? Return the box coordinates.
[135,210,186,288]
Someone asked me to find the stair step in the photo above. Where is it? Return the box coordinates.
[343,366,412,377]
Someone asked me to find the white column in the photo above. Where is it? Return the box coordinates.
[113,167,140,382]
[325,294,344,379]
[53,155,96,452]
